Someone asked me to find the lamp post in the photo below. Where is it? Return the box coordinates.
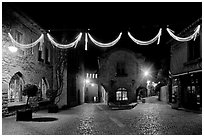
[143,69,151,97]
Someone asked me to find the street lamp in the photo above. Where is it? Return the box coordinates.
[8,46,18,53]
[85,79,90,84]
[144,70,150,77]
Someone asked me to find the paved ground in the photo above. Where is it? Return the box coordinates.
[2,96,202,135]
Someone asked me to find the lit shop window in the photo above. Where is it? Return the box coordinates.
[116,88,128,101]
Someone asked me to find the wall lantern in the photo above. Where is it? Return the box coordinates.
[85,79,90,84]
[8,46,18,53]
[144,70,150,77]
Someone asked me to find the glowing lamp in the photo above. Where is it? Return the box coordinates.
[85,79,90,84]
[144,70,149,77]
[91,83,95,87]
[147,80,151,85]
[8,46,18,53]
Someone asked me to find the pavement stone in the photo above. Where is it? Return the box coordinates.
[2,96,202,135]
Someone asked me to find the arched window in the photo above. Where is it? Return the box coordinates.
[116,88,128,101]
[8,72,25,103]
[38,77,49,100]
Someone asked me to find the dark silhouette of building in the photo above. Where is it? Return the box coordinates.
[167,18,202,110]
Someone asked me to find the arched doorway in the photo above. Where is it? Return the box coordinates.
[8,72,25,103]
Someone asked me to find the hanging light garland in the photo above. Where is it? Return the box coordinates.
[128,28,162,45]
[8,24,201,52]
[166,25,200,42]
[88,32,122,48]
[8,33,44,48]
[85,33,88,50]
[47,32,82,49]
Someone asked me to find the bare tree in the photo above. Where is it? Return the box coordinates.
[47,48,67,105]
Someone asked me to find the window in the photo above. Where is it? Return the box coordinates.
[187,74,201,105]
[27,38,34,55]
[45,47,50,64]
[116,88,128,101]
[188,35,201,61]
[38,77,49,100]
[15,30,24,56]
[38,43,44,62]
[8,72,25,103]
[116,62,127,77]
[15,30,23,43]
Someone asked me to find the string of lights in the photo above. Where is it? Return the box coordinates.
[8,33,44,48]
[85,33,88,50]
[47,33,82,49]
[166,25,200,42]
[8,25,200,51]
[128,28,162,45]
[88,32,122,48]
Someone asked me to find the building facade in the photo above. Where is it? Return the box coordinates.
[56,47,86,108]
[2,6,54,116]
[168,18,202,110]
[98,49,146,105]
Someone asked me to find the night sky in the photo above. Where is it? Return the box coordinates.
[4,2,202,72]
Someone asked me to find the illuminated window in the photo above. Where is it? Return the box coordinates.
[116,88,128,101]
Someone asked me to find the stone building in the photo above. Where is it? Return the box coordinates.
[65,49,85,107]
[98,49,146,105]
[2,5,54,116]
[167,18,202,110]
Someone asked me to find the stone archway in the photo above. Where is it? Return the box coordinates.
[8,72,25,103]
[136,86,147,101]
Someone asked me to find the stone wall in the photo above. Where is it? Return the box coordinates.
[99,49,145,103]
